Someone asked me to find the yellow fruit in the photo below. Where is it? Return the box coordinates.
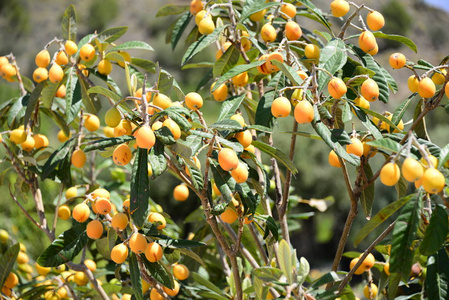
[328,150,341,168]
[87,220,103,239]
[74,271,89,286]
[349,253,375,274]
[21,135,35,151]
[380,162,401,186]
[49,64,64,84]
[35,50,51,68]
[445,82,449,98]
[173,264,190,280]
[190,0,203,15]
[57,287,68,298]
[114,119,132,137]
[123,199,130,213]
[98,59,113,75]
[129,233,148,254]
[359,31,377,54]
[135,125,156,149]
[261,23,277,43]
[408,75,419,93]
[111,243,128,264]
[65,186,78,199]
[72,203,91,222]
[304,44,320,59]
[145,242,163,262]
[418,77,436,98]
[95,198,112,215]
[402,157,423,182]
[231,162,249,183]
[422,168,445,194]
[363,283,378,299]
[56,84,67,98]
[103,127,114,138]
[361,78,379,102]
[0,56,8,69]
[113,144,132,166]
[173,184,189,201]
[78,64,89,76]
[84,114,100,132]
[1,63,16,78]
[195,10,211,26]
[153,93,172,110]
[328,77,347,99]
[250,9,266,22]
[58,205,71,220]
[265,52,284,73]
[163,280,180,297]
[33,67,48,83]
[185,92,203,110]
[346,138,363,157]
[235,130,252,148]
[330,0,350,17]
[232,72,249,87]
[148,212,166,230]
[65,40,78,55]
[366,11,385,31]
[285,21,302,40]
[4,272,18,288]
[84,259,97,272]
[211,82,228,101]
[105,107,121,128]
[57,130,71,142]
[55,51,69,65]
[122,294,132,300]
[432,69,447,85]
[230,114,245,127]
[218,148,239,171]
[80,44,96,61]
[389,53,406,69]
[71,149,86,168]
[221,207,238,223]
[216,41,232,60]
[111,213,129,231]
[35,262,51,275]
[17,251,29,264]
[198,18,215,35]
[294,100,314,124]
[150,289,164,300]
[353,96,370,111]
[10,128,27,144]
[163,118,181,140]
[280,3,296,19]
[384,262,390,276]
[117,52,131,67]
[92,188,110,200]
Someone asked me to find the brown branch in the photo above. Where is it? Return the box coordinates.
[66,262,111,300]
[248,223,269,265]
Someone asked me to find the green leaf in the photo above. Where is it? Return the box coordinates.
[154,237,206,249]
[366,138,401,153]
[318,39,348,91]
[390,192,422,279]
[272,60,305,86]
[255,215,279,241]
[438,144,449,168]
[96,228,117,260]
[420,205,448,256]
[41,80,59,108]
[37,224,88,267]
[168,140,194,162]
[148,140,167,178]
[40,107,70,137]
[156,4,189,17]
[79,76,101,113]
[65,67,79,124]
[21,76,35,93]
[299,0,332,32]
[354,195,412,246]
[373,32,418,53]
[240,0,279,21]
[0,244,20,288]
[154,126,176,145]
[6,96,26,127]
[129,253,143,300]
[97,26,128,43]
[191,272,227,297]
[278,239,293,285]
[213,46,240,77]
[217,94,246,121]
[109,41,154,52]
[212,60,265,92]
[87,86,121,102]
[131,58,156,73]
[141,256,174,290]
[182,62,214,70]
[209,119,242,131]
[413,99,428,139]
[171,12,192,51]
[61,5,77,41]
[191,130,244,153]
[255,72,285,128]
[210,159,236,204]
[182,25,228,66]
[41,138,74,181]
[360,163,375,218]
[23,82,45,127]
[252,140,297,174]
[130,148,150,228]
[392,93,417,125]
[425,248,449,300]
[252,267,283,281]
[84,136,134,153]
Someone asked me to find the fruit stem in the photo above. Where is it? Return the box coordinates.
[338,3,365,39]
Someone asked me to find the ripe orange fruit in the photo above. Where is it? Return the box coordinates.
[65,40,78,55]
[135,125,156,149]
[361,78,379,102]
[147,212,166,230]
[153,93,173,110]
[4,272,18,289]
[218,148,239,171]
[231,162,249,183]
[211,82,228,101]
[150,289,164,300]
[95,198,112,215]
[304,44,320,59]
[346,138,363,157]
[58,205,71,220]
[285,21,302,40]
[185,92,203,110]
[366,11,385,31]
[402,157,423,182]
[431,69,447,85]
[330,0,350,17]
[294,100,314,124]
[384,262,390,275]
[92,188,110,200]
[408,75,419,93]
[86,220,103,239]
[363,283,378,299]
[0,64,16,78]
[111,243,128,264]
[21,135,35,151]
[0,56,8,69]
[445,82,449,98]
[71,149,86,168]
[280,3,296,19]
[80,44,96,61]
[173,184,189,201]
[418,77,436,98]
[261,23,277,43]
[230,114,245,127]
[72,203,90,222]
[198,18,215,35]
[98,59,113,75]
[111,213,129,231]
[113,144,132,166]
[114,119,132,137]
[380,162,400,186]
[389,53,406,69]
[328,77,347,99]
[129,233,148,254]
[123,199,130,213]
[55,51,69,65]
[33,67,48,83]
[422,168,445,194]
[420,155,438,168]
[359,31,377,54]
[145,242,163,262]
[195,10,211,26]
[265,52,284,73]
[250,9,266,22]
[328,150,341,168]
[10,128,27,144]
[232,72,249,87]
[84,114,100,132]
[221,207,238,223]
[163,280,180,297]
[49,64,64,84]
[78,64,89,77]
[162,118,181,140]
[271,97,291,118]
[173,264,190,280]
[35,50,51,68]
[235,130,252,148]
[349,253,375,274]
[190,0,203,15]
[353,96,370,111]
[84,259,97,272]
[56,84,66,98]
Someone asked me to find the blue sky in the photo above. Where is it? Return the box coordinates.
[425,0,449,11]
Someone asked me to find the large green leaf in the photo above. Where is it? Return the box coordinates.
[392,93,417,125]
[373,32,417,53]
[41,80,59,108]
[61,5,77,41]
[318,39,347,91]
[65,67,79,124]
[390,192,422,280]
[360,164,375,218]
[278,239,293,284]
[83,136,134,153]
[95,228,117,260]
[419,205,448,256]
[413,98,428,139]
[141,256,174,290]
[109,41,154,52]
[182,25,228,66]
[240,0,279,21]
[170,12,192,50]
[354,195,411,246]
[209,119,242,131]
[79,76,101,113]
[211,60,266,92]
[37,224,88,267]
[87,86,121,102]
[191,130,244,153]
[252,140,297,174]
[130,148,150,228]
[156,4,189,17]
[425,248,449,300]
[97,26,128,43]
[23,82,45,127]
[346,101,382,139]
[0,244,20,288]
[272,60,305,86]
[211,159,237,204]
[252,267,283,281]
[366,138,401,153]
[213,45,240,77]
[255,72,285,128]
[41,138,74,181]
[129,253,143,300]
[438,144,449,168]
[148,140,167,178]
[153,236,205,249]
[191,272,227,297]
[298,0,332,32]
[217,94,246,121]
